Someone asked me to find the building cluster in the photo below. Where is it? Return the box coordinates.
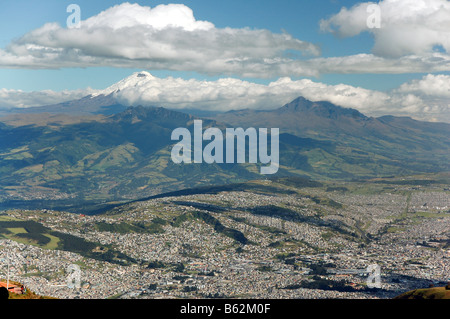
[0,185,448,299]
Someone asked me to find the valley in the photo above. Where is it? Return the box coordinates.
[1,0,449,305]
[0,176,448,299]
[0,88,449,300]
[0,95,449,213]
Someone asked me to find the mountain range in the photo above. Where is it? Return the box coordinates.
[0,72,448,212]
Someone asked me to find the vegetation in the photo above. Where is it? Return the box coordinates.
[270,177,323,188]
[1,102,448,214]
[146,260,186,272]
[173,211,248,245]
[395,286,450,299]
[147,260,166,269]
[95,219,166,234]
[0,219,136,265]
[308,263,328,276]
[0,280,55,299]
[283,277,357,292]
[256,265,272,272]
[182,286,198,292]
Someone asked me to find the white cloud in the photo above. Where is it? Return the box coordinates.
[320,0,450,58]
[0,88,97,109]
[82,3,214,31]
[1,1,450,77]
[0,3,319,77]
[394,74,450,122]
[396,74,450,97]
[2,71,447,123]
[308,53,450,74]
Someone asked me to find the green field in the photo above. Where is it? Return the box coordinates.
[1,225,59,249]
[0,219,136,265]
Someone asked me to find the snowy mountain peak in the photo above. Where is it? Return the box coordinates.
[92,71,155,97]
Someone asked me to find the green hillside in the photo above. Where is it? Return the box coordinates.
[0,100,449,212]
[395,286,450,299]
[0,216,136,265]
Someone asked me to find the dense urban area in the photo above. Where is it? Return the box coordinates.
[0,177,449,299]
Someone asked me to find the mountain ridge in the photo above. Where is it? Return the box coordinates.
[0,90,448,211]
[1,71,448,124]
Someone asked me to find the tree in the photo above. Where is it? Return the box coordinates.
[183,286,197,292]
[174,262,185,273]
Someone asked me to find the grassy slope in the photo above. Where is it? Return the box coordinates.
[1,104,449,210]
[395,287,450,299]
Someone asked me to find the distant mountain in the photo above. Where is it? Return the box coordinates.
[213,96,450,141]
[0,71,157,116]
[0,71,223,118]
[1,93,127,116]
[212,96,450,177]
[0,105,262,211]
[0,73,449,211]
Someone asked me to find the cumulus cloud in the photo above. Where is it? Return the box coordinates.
[3,71,447,122]
[396,74,450,97]
[308,53,450,74]
[0,87,97,109]
[394,74,450,122]
[0,2,320,77]
[320,0,450,58]
[1,1,450,76]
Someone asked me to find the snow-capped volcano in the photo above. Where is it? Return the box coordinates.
[93,71,155,97]
[0,73,161,116]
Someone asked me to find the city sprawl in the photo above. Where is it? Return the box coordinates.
[0,177,449,299]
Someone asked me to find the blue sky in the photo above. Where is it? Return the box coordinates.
[0,0,413,90]
[0,0,449,122]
